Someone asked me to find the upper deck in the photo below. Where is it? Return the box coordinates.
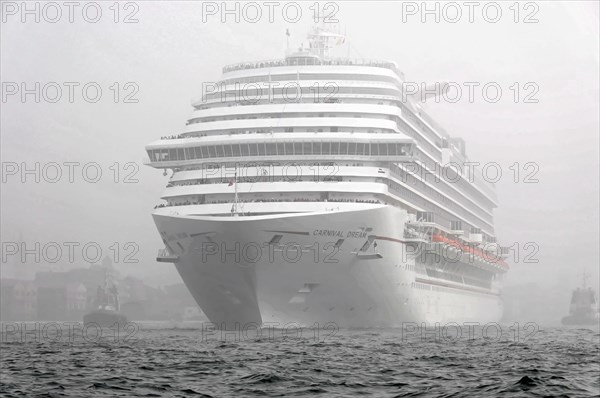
[222,56,404,79]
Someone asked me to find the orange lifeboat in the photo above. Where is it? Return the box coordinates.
[431,233,509,270]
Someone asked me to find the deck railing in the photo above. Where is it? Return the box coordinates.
[222,57,402,77]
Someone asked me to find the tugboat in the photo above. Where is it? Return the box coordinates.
[83,272,128,328]
[561,272,599,326]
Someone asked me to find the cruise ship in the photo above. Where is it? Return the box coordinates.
[145,27,509,329]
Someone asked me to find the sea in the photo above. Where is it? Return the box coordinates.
[1,322,599,397]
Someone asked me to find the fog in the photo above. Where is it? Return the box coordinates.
[1,1,598,325]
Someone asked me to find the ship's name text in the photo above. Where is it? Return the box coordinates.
[313,230,368,239]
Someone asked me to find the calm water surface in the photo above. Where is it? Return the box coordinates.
[1,323,599,397]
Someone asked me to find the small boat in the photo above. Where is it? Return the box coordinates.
[83,273,128,328]
[561,272,599,326]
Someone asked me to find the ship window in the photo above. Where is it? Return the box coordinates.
[249,143,258,156]
[294,142,302,155]
[185,148,194,159]
[388,143,397,156]
[331,142,339,154]
[201,146,209,158]
[258,143,266,156]
[169,148,177,161]
[276,143,284,156]
[217,145,225,157]
[195,147,203,159]
[357,143,365,155]
[240,144,249,156]
[417,211,434,223]
[232,144,240,157]
[266,143,276,156]
[379,144,387,156]
[177,148,185,160]
[312,142,321,155]
[285,143,293,155]
[223,145,232,157]
[322,142,330,154]
[348,142,357,155]
[208,146,216,158]
[303,142,311,155]
[371,143,379,156]
[340,142,348,155]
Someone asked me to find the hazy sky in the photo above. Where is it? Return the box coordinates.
[1,1,598,292]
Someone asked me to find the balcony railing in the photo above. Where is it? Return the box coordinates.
[156,248,179,263]
[223,57,402,76]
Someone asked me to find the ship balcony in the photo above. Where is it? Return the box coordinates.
[221,57,400,75]
[403,227,430,247]
[465,233,483,244]
[415,241,508,272]
[157,248,179,263]
[403,222,509,271]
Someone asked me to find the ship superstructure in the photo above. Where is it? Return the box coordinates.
[562,273,600,325]
[83,271,128,328]
[145,27,509,328]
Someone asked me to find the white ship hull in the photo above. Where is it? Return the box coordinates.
[154,205,502,329]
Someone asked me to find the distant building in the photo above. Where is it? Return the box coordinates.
[66,283,88,319]
[35,270,98,320]
[0,279,37,321]
[1,264,206,322]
